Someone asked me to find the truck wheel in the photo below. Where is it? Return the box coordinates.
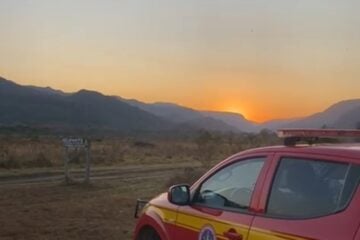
[137,227,161,240]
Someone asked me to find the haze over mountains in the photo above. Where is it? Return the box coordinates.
[1,76,360,133]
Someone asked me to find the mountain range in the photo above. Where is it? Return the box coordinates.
[1,76,360,134]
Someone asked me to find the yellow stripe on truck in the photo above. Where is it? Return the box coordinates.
[176,211,250,239]
[150,205,249,239]
[149,205,178,225]
[149,204,308,240]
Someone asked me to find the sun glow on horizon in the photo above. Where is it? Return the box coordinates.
[1,1,360,123]
[223,106,248,118]
[219,106,266,123]
[211,100,252,120]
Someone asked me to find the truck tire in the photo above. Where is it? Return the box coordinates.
[137,226,161,240]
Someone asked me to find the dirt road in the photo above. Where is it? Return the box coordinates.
[0,162,199,186]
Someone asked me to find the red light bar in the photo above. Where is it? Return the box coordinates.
[278,129,360,138]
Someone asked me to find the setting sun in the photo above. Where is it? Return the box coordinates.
[218,104,251,119]
[1,0,360,122]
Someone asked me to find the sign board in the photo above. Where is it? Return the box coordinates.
[62,138,88,149]
[62,137,91,184]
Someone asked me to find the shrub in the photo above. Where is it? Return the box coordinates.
[23,152,53,168]
[133,141,156,148]
[0,155,21,169]
[165,167,205,188]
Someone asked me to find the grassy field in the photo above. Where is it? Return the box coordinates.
[0,179,164,240]
[0,131,280,240]
[0,137,200,169]
[0,131,279,170]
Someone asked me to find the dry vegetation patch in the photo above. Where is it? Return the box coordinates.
[0,131,280,239]
[0,177,167,240]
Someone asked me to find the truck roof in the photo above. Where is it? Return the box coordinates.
[237,143,360,162]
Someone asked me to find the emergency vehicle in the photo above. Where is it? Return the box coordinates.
[134,129,360,240]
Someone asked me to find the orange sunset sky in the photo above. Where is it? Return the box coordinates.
[0,0,360,122]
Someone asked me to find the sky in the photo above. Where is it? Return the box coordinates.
[0,0,360,122]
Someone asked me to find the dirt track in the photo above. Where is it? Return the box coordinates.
[0,163,199,186]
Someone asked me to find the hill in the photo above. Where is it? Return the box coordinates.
[1,76,360,133]
[282,99,360,129]
[0,77,170,133]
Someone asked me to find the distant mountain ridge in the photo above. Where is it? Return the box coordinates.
[123,96,360,131]
[123,98,254,132]
[201,111,258,132]
[282,99,360,129]
[0,77,170,132]
[1,76,360,133]
[27,85,68,96]
[123,99,204,123]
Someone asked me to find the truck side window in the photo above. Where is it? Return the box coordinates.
[267,157,360,219]
[193,157,265,211]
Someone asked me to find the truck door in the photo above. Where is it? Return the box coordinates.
[248,153,360,240]
[171,154,273,240]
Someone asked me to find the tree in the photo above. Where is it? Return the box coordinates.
[195,130,220,168]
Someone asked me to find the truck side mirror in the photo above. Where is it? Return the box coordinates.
[168,184,190,206]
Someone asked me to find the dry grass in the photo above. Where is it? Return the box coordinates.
[0,132,280,240]
[0,176,169,240]
[0,137,203,170]
[0,132,280,171]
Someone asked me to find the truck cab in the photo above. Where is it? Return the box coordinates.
[134,129,360,240]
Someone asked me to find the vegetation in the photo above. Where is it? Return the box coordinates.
[0,174,166,240]
[0,130,280,170]
[7,129,360,240]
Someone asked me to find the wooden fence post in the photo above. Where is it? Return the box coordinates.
[84,140,91,184]
[64,147,70,184]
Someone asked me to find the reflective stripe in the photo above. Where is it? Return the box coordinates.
[148,204,309,240]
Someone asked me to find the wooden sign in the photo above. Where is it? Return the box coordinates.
[62,138,88,149]
[62,138,91,184]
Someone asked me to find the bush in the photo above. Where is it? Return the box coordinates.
[165,167,205,188]
[195,131,222,168]
[133,141,156,148]
[0,155,21,169]
[23,152,53,168]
